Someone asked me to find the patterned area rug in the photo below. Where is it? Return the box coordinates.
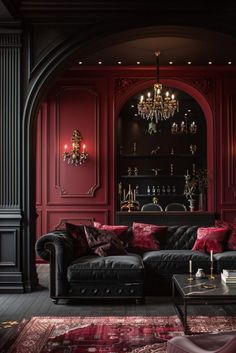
[3,315,236,353]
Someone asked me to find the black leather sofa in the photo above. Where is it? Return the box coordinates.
[36,225,236,303]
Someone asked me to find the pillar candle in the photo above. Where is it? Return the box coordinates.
[210,250,213,261]
[189,260,192,273]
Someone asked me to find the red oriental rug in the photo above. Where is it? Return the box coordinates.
[3,315,236,353]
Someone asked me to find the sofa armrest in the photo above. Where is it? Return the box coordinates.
[35,230,74,298]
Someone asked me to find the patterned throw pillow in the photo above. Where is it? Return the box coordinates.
[93,222,129,236]
[215,220,236,251]
[130,222,167,253]
[65,223,91,258]
[84,226,128,257]
[192,227,229,254]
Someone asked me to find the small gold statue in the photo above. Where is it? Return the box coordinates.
[127,167,132,175]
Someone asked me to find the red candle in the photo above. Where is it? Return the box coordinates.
[64,144,67,151]
[82,144,86,153]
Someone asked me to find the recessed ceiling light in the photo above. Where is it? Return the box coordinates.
[98,61,102,65]
[228,61,232,65]
[134,113,138,116]
[169,61,173,65]
[136,61,141,65]
[131,105,135,108]
[78,61,83,65]
[188,61,192,65]
[208,61,212,65]
[118,61,122,65]
[188,109,191,112]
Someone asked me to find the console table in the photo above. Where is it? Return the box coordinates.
[116,211,215,226]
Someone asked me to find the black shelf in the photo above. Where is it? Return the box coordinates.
[136,194,184,197]
[118,154,197,158]
[119,175,185,179]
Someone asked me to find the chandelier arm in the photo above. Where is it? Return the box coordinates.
[155,51,161,83]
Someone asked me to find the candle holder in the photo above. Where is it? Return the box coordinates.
[188,271,194,282]
[209,261,215,280]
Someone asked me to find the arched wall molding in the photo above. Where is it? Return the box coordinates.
[114,78,215,211]
[22,23,225,290]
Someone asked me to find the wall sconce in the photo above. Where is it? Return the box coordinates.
[171,111,197,134]
[62,129,88,166]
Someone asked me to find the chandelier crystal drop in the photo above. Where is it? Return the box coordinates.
[137,51,179,122]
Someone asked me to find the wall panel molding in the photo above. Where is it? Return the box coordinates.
[0,29,24,292]
[54,85,100,198]
[45,209,109,232]
[227,93,236,198]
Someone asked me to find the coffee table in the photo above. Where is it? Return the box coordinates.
[172,274,236,334]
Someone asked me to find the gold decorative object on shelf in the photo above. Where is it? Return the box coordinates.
[134,167,139,175]
[184,170,196,211]
[127,167,132,176]
[120,184,140,212]
[190,144,197,155]
[137,51,179,123]
[151,168,162,176]
[150,146,160,155]
[62,129,88,166]
[170,163,174,176]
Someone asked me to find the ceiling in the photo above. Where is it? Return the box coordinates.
[1,1,236,66]
[78,33,236,66]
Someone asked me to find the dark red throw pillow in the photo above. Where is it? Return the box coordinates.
[84,226,128,257]
[66,223,91,258]
[192,227,229,254]
[93,222,129,236]
[130,222,167,253]
[215,220,236,251]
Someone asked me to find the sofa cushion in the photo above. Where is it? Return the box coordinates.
[142,250,210,275]
[84,226,127,257]
[67,254,144,283]
[66,223,91,258]
[192,227,229,254]
[129,222,167,253]
[213,251,236,273]
[161,226,198,250]
[215,220,236,251]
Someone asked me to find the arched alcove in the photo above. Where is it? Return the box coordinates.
[22,24,227,290]
[116,85,208,212]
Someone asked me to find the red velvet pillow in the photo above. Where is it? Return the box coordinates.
[192,227,229,254]
[66,223,91,258]
[84,226,128,257]
[93,222,129,236]
[130,222,167,253]
[215,220,236,251]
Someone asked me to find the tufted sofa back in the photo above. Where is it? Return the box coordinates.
[162,225,198,250]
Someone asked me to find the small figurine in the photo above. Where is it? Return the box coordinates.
[127,167,132,176]
[190,144,197,155]
[134,167,139,175]
[150,146,160,155]
[151,168,162,176]
[190,121,197,134]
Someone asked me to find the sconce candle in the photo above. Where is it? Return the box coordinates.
[62,129,88,166]
[210,250,213,262]
[189,260,192,273]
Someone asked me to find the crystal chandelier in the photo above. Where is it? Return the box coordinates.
[137,51,179,122]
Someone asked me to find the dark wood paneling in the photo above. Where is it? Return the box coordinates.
[0,30,24,293]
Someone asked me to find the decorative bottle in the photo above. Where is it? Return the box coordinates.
[152,186,156,195]
[147,185,151,195]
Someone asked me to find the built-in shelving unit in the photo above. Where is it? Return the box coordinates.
[116,89,207,212]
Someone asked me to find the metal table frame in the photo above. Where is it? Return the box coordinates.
[172,274,236,334]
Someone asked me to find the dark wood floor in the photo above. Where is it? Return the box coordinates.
[0,265,236,323]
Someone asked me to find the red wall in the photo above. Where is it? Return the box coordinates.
[36,66,236,249]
